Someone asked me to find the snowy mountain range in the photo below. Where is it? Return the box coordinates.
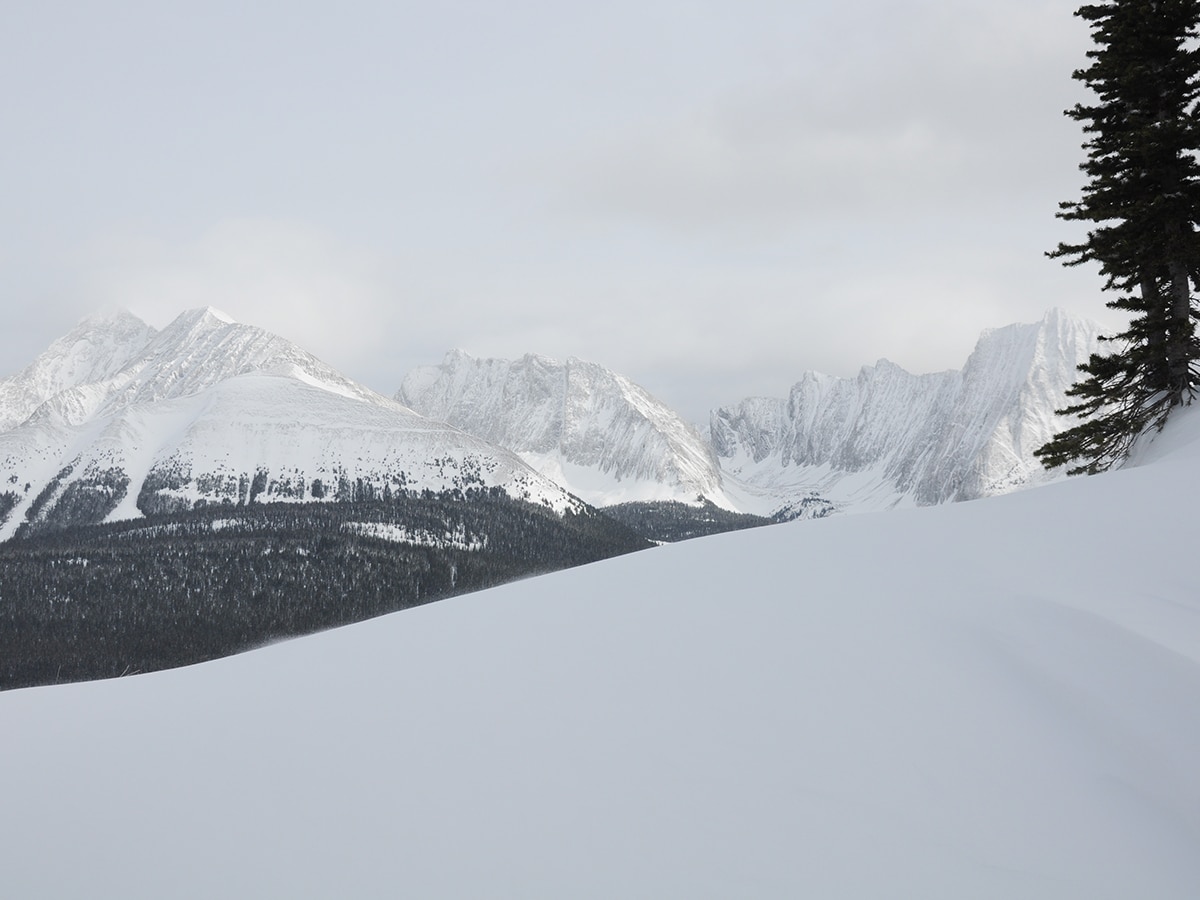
[0,308,581,541]
[712,308,1104,514]
[0,306,1104,541]
[397,350,732,509]
[399,309,1104,517]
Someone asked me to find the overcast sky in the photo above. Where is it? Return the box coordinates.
[2,1,1114,423]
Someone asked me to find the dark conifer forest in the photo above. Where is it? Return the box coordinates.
[0,490,650,690]
[601,499,777,543]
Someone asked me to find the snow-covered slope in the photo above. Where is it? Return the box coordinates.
[2,404,1198,898]
[712,308,1103,515]
[398,349,731,508]
[0,309,582,540]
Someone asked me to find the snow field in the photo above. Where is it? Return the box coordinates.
[2,409,1198,898]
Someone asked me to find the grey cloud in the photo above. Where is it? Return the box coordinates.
[0,1,1117,426]
[557,1,1087,232]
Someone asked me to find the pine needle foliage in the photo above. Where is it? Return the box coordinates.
[1037,0,1200,474]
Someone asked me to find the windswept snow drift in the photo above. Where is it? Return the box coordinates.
[2,410,1198,896]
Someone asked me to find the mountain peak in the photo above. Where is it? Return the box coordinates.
[713,309,1106,514]
[0,311,587,540]
[158,306,239,337]
[74,306,151,330]
[0,309,158,431]
[182,305,236,325]
[203,306,236,324]
[398,350,732,508]
[99,306,391,412]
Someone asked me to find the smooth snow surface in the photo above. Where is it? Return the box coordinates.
[3,409,1200,897]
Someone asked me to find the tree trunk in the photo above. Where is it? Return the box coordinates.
[1142,274,1172,394]
[1166,251,1194,405]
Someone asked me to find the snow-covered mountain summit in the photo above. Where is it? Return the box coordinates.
[99,305,388,413]
[0,308,157,432]
[712,308,1105,515]
[397,349,732,508]
[7,306,389,431]
[0,309,583,541]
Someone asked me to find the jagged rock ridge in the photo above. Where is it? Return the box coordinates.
[397,350,733,509]
[711,308,1105,514]
[396,310,1104,518]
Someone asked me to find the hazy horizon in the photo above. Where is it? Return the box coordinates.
[2,1,1121,423]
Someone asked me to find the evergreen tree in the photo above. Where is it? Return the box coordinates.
[1036,0,1200,474]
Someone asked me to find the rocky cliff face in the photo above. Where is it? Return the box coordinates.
[398,350,732,508]
[710,309,1104,514]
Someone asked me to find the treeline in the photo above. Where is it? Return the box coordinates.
[0,488,650,691]
[601,499,776,543]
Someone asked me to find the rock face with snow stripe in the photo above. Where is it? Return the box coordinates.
[397,350,732,508]
[0,309,585,541]
[711,309,1105,514]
